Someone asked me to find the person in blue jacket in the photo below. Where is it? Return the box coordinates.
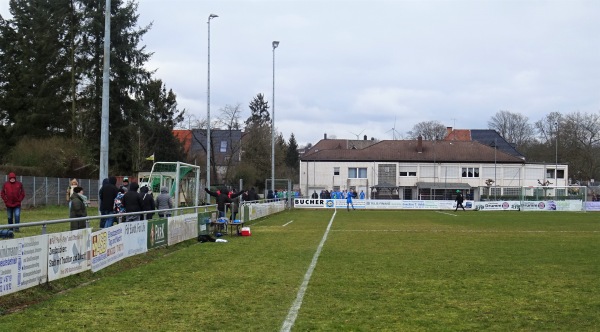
[346,189,355,211]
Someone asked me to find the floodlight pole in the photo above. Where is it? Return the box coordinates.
[99,0,111,187]
[206,13,218,203]
[555,121,558,187]
[271,40,279,194]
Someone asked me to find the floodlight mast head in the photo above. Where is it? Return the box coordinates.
[272,40,279,49]
[209,13,218,19]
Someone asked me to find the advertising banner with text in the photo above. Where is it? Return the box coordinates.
[0,235,48,297]
[48,229,91,281]
[148,218,169,250]
[91,224,126,273]
[123,220,148,258]
[168,213,198,246]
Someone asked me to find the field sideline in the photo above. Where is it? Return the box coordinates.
[0,209,599,331]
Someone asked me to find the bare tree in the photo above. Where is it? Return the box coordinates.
[488,110,534,147]
[407,120,447,140]
[216,104,244,183]
[560,111,600,181]
[534,111,562,144]
[216,103,242,130]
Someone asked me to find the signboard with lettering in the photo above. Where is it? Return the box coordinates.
[0,235,48,296]
[48,229,91,281]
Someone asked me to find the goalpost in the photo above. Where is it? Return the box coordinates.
[520,186,587,211]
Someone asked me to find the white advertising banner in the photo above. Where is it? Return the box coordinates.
[91,224,126,273]
[247,201,286,221]
[585,202,600,211]
[168,213,198,246]
[519,200,582,211]
[473,201,521,211]
[48,229,91,282]
[0,235,49,296]
[123,220,148,258]
[294,198,583,211]
[294,199,472,210]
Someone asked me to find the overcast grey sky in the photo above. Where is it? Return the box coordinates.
[1,0,599,146]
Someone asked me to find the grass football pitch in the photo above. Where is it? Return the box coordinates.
[1,208,599,331]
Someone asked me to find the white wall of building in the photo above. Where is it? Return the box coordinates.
[300,161,568,198]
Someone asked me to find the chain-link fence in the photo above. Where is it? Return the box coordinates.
[0,173,100,209]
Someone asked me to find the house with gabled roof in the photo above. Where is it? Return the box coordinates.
[445,127,525,160]
[299,133,568,200]
[173,128,243,184]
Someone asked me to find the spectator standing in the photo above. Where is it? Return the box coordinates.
[140,186,155,220]
[359,190,365,199]
[122,182,143,221]
[1,172,25,232]
[249,187,260,201]
[229,188,240,222]
[113,188,126,223]
[99,176,119,228]
[121,177,130,192]
[205,187,245,218]
[66,178,79,210]
[311,191,318,199]
[69,186,87,230]
[155,186,174,218]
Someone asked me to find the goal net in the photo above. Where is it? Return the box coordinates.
[520,186,586,211]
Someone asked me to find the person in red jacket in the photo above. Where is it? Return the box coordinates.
[1,172,25,232]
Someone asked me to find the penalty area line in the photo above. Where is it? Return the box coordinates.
[282,220,294,227]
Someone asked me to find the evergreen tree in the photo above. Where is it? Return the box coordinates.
[285,133,299,171]
[0,0,73,141]
[77,0,153,173]
[0,0,186,175]
[245,93,270,127]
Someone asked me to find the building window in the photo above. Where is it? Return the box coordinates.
[399,171,417,177]
[334,167,340,176]
[461,167,479,178]
[220,141,227,153]
[546,169,564,179]
[504,187,520,197]
[348,167,367,178]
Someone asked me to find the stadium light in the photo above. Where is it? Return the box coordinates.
[206,13,218,203]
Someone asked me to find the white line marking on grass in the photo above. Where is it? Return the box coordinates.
[282,220,294,227]
[435,211,458,217]
[331,229,600,234]
[281,211,337,332]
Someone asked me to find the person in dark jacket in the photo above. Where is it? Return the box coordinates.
[249,187,260,201]
[229,188,240,221]
[140,185,155,220]
[99,176,119,228]
[454,190,466,211]
[205,187,245,218]
[1,172,25,232]
[122,182,143,221]
[69,186,87,230]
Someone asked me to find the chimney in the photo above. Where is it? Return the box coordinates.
[324,133,327,140]
[363,135,367,140]
[446,127,453,137]
[417,135,423,153]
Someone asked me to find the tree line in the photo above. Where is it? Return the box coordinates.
[407,110,600,183]
[0,0,300,190]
